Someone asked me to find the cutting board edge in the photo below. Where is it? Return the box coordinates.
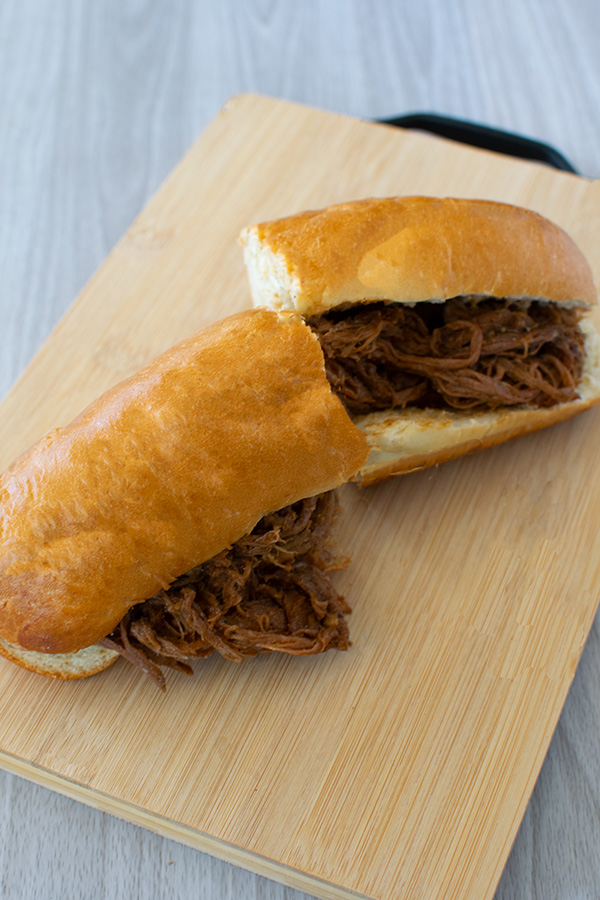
[226,91,600,186]
[0,747,372,900]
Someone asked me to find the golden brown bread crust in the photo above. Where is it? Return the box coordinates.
[0,309,368,656]
[240,197,600,482]
[239,197,597,315]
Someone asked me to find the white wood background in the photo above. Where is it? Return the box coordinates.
[1,1,599,898]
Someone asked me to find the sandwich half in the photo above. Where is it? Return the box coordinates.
[0,309,368,688]
[240,197,600,484]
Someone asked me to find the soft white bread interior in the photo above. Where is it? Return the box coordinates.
[0,308,368,672]
[0,637,118,679]
[239,196,597,315]
[240,197,600,483]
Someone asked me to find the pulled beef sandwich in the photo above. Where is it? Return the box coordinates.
[0,309,368,689]
[240,197,600,485]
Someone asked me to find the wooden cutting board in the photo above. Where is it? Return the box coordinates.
[1,94,599,900]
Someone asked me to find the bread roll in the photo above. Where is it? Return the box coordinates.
[240,197,600,483]
[0,308,368,673]
[240,196,597,315]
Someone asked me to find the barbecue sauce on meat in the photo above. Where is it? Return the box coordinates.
[100,492,349,689]
[308,298,585,415]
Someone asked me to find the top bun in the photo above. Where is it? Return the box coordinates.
[0,309,368,656]
[240,197,597,316]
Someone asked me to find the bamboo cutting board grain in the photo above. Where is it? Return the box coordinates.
[1,94,600,900]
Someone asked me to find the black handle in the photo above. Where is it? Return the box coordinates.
[377,113,578,174]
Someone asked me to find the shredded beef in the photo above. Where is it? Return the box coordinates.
[308,298,586,415]
[100,492,349,690]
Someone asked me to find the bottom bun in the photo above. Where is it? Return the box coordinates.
[0,637,118,680]
[357,319,600,486]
